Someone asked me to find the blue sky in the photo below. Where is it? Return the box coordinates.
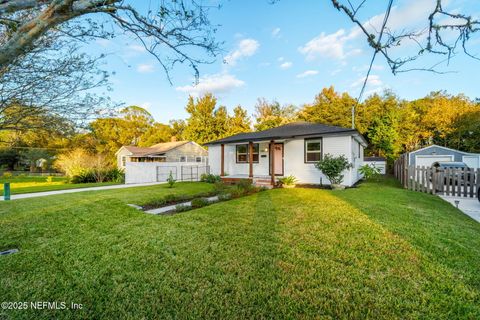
[90,0,480,123]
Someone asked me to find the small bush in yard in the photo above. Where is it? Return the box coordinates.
[106,168,125,183]
[236,179,255,193]
[278,175,297,187]
[167,171,176,188]
[164,194,178,204]
[213,181,228,193]
[315,154,353,186]
[191,197,209,208]
[359,164,381,180]
[2,171,13,179]
[229,185,246,198]
[46,176,53,183]
[145,198,166,208]
[71,169,96,183]
[200,173,221,183]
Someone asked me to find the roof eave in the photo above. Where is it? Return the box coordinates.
[205,129,360,145]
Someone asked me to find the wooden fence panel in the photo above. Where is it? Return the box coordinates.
[456,169,462,197]
[444,168,449,196]
[460,169,472,197]
[415,166,420,191]
[393,156,479,198]
[473,168,480,197]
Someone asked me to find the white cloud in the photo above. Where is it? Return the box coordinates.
[299,0,435,61]
[137,63,154,73]
[296,70,319,78]
[298,29,359,60]
[176,73,245,96]
[224,38,260,66]
[350,74,382,88]
[277,57,285,62]
[128,44,147,53]
[280,61,293,69]
[271,27,281,38]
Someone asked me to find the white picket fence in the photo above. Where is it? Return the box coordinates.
[400,165,480,198]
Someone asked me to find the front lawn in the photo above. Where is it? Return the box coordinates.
[0,178,479,319]
[0,175,120,195]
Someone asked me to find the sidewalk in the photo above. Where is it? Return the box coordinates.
[1,182,166,201]
[439,195,480,222]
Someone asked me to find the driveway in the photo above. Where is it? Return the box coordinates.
[439,195,480,222]
[1,182,166,201]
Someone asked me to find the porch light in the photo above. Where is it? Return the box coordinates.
[263,147,268,152]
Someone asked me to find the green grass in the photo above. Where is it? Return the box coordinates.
[0,178,479,319]
[0,176,120,195]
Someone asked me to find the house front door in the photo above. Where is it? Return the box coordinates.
[273,143,284,175]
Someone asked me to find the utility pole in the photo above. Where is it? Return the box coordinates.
[351,104,355,129]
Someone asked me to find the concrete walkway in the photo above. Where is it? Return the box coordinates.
[1,182,166,201]
[439,195,480,222]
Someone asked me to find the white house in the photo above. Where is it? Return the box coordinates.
[116,140,209,184]
[205,122,367,187]
[116,140,208,170]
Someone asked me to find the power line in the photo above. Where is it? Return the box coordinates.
[352,0,394,129]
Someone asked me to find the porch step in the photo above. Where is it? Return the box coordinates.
[254,179,273,183]
[253,178,274,189]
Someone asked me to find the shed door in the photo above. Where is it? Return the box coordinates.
[415,155,453,167]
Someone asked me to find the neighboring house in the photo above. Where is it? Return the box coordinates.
[205,122,367,186]
[116,140,208,170]
[407,145,480,169]
[364,157,387,174]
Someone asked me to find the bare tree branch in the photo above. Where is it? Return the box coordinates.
[331,0,480,74]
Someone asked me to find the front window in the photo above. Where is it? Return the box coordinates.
[196,156,202,163]
[236,144,259,163]
[179,156,186,162]
[121,156,126,167]
[305,139,322,163]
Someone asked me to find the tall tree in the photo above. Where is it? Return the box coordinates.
[298,87,355,129]
[89,106,155,160]
[445,110,480,153]
[139,123,173,147]
[170,119,187,141]
[227,106,251,136]
[0,1,219,75]
[413,92,476,146]
[254,98,296,131]
[0,1,220,131]
[182,94,228,145]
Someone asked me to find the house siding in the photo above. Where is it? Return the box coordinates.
[225,142,270,176]
[164,142,208,162]
[116,148,132,169]
[117,142,208,169]
[209,135,363,186]
[408,146,468,165]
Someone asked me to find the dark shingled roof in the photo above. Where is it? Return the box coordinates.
[206,121,364,145]
[364,156,386,161]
